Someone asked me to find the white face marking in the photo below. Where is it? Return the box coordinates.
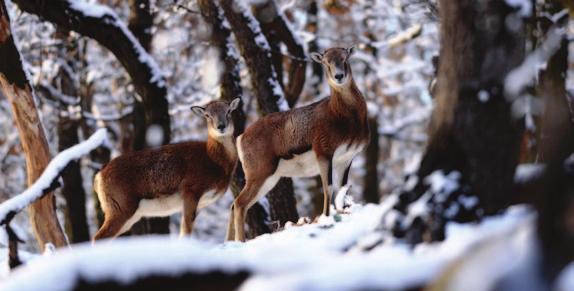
[275,150,320,178]
[327,72,351,89]
[208,124,234,139]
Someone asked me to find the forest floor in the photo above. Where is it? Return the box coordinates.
[0,199,545,290]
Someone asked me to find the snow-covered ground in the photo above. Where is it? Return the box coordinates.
[0,201,540,291]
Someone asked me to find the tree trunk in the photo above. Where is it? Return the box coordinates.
[77,39,108,229]
[306,0,322,97]
[364,117,380,203]
[219,0,299,236]
[535,2,573,282]
[252,0,307,107]
[126,0,170,236]
[0,0,68,250]
[218,0,288,113]
[13,0,171,146]
[388,0,526,244]
[198,0,270,237]
[51,29,90,243]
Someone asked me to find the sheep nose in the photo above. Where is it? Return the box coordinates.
[334,73,344,81]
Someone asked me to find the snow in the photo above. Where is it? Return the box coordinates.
[68,0,166,88]
[0,128,108,224]
[269,77,289,111]
[68,0,111,18]
[237,1,271,51]
[514,164,545,184]
[0,199,540,291]
[334,185,352,212]
[478,89,490,102]
[505,27,565,99]
[505,0,533,17]
[557,262,574,291]
[145,124,164,147]
[425,170,460,200]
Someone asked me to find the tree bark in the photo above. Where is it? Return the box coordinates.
[306,0,322,96]
[219,0,299,236]
[252,0,306,107]
[126,0,170,236]
[198,0,270,237]
[51,29,90,243]
[218,0,288,113]
[13,0,171,146]
[0,0,68,250]
[77,39,108,229]
[535,2,573,281]
[364,117,380,203]
[389,0,526,244]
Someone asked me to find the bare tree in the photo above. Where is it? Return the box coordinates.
[13,0,171,146]
[52,29,90,243]
[10,0,173,237]
[197,0,273,236]
[219,0,299,236]
[252,0,307,107]
[388,0,527,243]
[126,0,170,236]
[364,117,380,203]
[535,1,572,281]
[0,0,68,250]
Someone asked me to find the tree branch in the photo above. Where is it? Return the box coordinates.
[13,0,171,145]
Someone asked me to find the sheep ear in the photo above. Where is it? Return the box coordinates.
[310,52,323,63]
[347,46,355,56]
[190,106,205,117]
[229,98,241,111]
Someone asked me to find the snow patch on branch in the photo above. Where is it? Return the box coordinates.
[269,77,289,110]
[68,0,166,88]
[234,1,270,51]
[505,0,533,17]
[505,27,565,99]
[514,163,545,184]
[0,128,108,224]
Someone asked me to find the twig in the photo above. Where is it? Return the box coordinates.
[6,222,24,269]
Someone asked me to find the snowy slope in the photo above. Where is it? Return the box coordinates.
[0,202,536,291]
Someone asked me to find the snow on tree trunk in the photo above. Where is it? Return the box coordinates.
[13,0,171,146]
[535,2,573,281]
[197,0,272,236]
[385,0,528,244]
[218,0,289,113]
[252,0,307,107]
[219,0,299,236]
[0,0,68,250]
